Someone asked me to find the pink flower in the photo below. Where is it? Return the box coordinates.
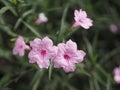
[72,9,93,29]
[13,36,30,56]
[113,66,120,84]
[35,13,48,25]
[53,40,86,72]
[28,36,55,69]
[109,24,118,34]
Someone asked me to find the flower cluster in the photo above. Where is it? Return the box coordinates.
[12,9,92,72]
[13,36,86,72]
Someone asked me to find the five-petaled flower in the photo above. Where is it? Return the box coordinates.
[53,40,86,72]
[113,66,120,84]
[35,13,48,25]
[72,9,93,29]
[28,36,56,69]
[13,36,30,56]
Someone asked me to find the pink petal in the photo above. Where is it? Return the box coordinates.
[36,13,48,25]
[72,22,80,28]
[66,40,77,51]
[28,49,38,63]
[63,63,76,72]
[74,10,80,21]
[13,47,18,55]
[80,18,93,29]
[25,45,30,50]
[79,9,87,18]
[57,43,66,54]
[76,50,86,62]
[114,75,120,84]
[42,36,53,47]
[30,38,41,49]
[51,46,58,59]
[36,56,50,69]
[114,67,120,75]
[18,49,25,56]
[110,24,118,33]
[35,19,43,25]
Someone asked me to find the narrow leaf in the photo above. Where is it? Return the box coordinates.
[31,69,44,90]
[0,6,10,16]
[14,9,33,29]
[57,4,69,42]
[106,75,111,90]
[22,21,41,38]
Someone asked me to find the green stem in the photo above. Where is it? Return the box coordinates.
[49,60,54,80]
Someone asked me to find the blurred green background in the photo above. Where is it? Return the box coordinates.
[0,0,120,90]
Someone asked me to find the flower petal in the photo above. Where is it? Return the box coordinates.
[30,38,41,49]
[80,18,93,29]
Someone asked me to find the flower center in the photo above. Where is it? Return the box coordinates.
[79,19,84,23]
[64,54,70,60]
[19,45,23,49]
[40,50,46,57]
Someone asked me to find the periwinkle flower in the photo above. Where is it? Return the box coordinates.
[13,36,30,56]
[72,9,93,29]
[35,13,48,25]
[28,36,56,69]
[53,40,86,72]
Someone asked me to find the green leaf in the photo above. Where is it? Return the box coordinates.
[57,4,69,42]
[0,16,18,37]
[22,21,41,38]
[93,76,100,90]
[11,0,17,5]
[96,64,108,77]
[89,78,94,90]
[1,0,17,16]
[0,73,12,87]
[0,6,10,16]
[83,37,94,61]
[14,9,33,29]
[92,31,98,55]
[30,69,44,90]
[0,49,12,60]
[99,47,120,64]
[76,64,91,77]
[0,25,17,37]
[106,75,112,90]
[94,74,106,87]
